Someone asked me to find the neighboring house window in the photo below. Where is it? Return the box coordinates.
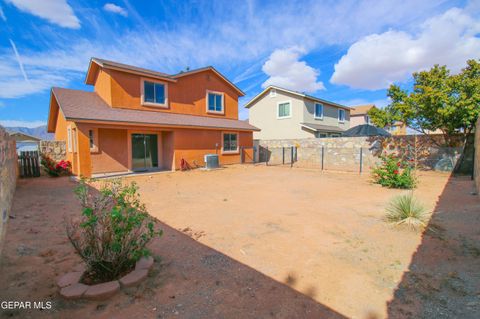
[338,109,346,123]
[67,126,72,152]
[207,91,224,113]
[277,101,291,119]
[222,133,238,153]
[330,133,341,138]
[316,132,328,138]
[270,88,277,97]
[365,115,371,124]
[142,79,167,106]
[314,103,324,119]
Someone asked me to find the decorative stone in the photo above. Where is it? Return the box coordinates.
[72,263,86,273]
[135,256,154,271]
[84,281,120,300]
[119,269,148,288]
[60,283,89,300]
[57,271,83,288]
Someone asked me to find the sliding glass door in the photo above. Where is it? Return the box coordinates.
[131,134,158,171]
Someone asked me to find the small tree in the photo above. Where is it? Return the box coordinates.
[68,179,162,283]
[369,59,480,147]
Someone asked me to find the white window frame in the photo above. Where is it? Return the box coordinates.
[270,88,277,97]
[338,109,346,123]
[221,132,239,154]
[72,128,77,153]
[89,128,98,153]
[314,103,324,120]
[206,90,225,114]
[277,100,292,119]
[67,125,72,152]
[141,78,168,108]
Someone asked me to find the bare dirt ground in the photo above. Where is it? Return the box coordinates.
[1,164,479,319]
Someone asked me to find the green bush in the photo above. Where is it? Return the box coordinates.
[67,179,162,283]
[386,193,428,230]
[372,153,416,189]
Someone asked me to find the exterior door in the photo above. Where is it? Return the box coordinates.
[131,134,158,171]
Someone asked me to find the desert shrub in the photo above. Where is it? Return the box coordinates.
[386,193,428,230]
[67,179,162,283]
[40,154,71,177]
[372,153,416,189]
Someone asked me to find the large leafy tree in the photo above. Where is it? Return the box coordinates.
[368,59,480,146]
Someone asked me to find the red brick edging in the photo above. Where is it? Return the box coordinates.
[58,256,154,300]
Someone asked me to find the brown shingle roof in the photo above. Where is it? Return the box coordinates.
[350,104,375,116]
[52,88,259,131]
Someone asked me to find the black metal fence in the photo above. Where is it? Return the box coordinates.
[18,151,41,178]
[256,145,463,173]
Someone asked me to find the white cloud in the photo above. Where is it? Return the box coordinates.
[0,120,46,128]
[0,1,464,100]
[330,8,480,90]
[5,0,80,29]
[261,47,324,93]
[9,39,29,82]
[0,6,7,21]
[103,3,128,17]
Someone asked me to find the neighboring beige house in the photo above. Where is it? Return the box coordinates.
[350,104,376,127]
[245,86,350,140]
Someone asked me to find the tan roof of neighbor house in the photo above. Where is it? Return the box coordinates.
[49,88,259,132]
[85,57,245,96]
[350,104,376,116]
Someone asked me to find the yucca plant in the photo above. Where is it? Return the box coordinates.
[386,193,428,230]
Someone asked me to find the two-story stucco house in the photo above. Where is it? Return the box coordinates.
[47,58,259,177]
[245,86,350,140]
[350,104,376,127]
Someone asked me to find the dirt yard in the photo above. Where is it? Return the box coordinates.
[1,165,479,318]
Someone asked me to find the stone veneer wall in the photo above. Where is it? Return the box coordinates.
[257,134,465,172]
[40,140,66,161]
[0,125,17,256]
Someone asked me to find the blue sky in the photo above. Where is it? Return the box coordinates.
[0,0,479,127]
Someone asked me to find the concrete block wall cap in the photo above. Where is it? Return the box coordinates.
[60,283,89,300]
[135,256,154,271]
[119,269,148,288]
[84,281,120,300]
[57,271,83,288]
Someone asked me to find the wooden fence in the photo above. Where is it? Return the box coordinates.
[18,151,40,178]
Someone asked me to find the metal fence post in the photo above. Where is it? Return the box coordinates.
[282,147,285,165]
[359,147,363,174]
[321,146,324,171]
[290,146,294,168]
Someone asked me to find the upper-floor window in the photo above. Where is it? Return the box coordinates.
[338,109,346,123]
[314,103,324,119]
[270,88,277,97]
[207,91,224,114]
[277,101,291,119]
[142,79,167,107]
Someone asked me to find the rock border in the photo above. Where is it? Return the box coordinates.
[58,256,154,300]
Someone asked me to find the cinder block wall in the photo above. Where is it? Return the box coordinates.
[0,125,17,256]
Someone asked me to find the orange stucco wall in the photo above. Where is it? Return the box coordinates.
[95,68,239,120]
[173,129,253,168]
[91,128,128,174]
[56,121,253,177]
